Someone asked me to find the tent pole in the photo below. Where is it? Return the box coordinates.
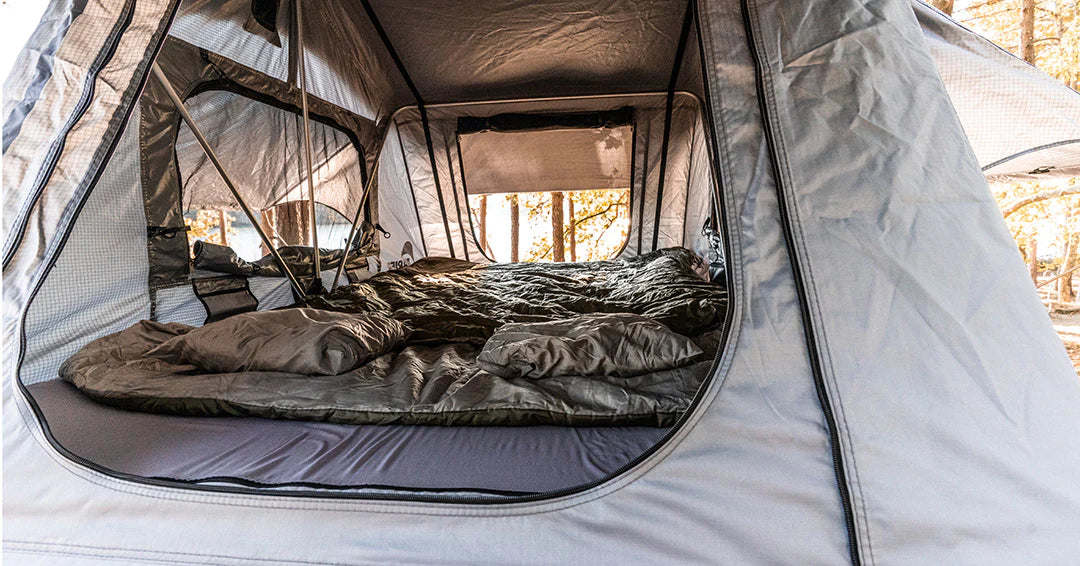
[330,127,392,292]
[150,63,307,300]
[294,0,322,291]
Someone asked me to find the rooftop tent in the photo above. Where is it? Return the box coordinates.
[3,1,1080,566]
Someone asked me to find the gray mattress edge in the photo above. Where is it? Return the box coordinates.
[28,379,668,493]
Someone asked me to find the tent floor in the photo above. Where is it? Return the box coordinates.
[26,379,667,494]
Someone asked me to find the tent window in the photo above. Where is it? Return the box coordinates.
[175,89,367,262]
[183,204,353,262]
[458,121,633,262]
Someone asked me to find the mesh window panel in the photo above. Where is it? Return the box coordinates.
[21,108,151,385]
[916,4,1080,178]
[177,89,364,216]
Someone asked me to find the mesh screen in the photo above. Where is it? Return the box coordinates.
[155,276,298,326]
[916,3,1080,178]
[177,89,364,216]
[21,107,150,385]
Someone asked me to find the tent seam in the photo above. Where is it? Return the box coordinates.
[745,1,875,562]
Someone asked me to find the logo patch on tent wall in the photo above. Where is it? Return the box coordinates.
[384,241,415,271]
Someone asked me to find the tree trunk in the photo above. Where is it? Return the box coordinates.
[1060,234,1079,303]
[217,209,228,245]
[275,200,311,246]
[551,191,565,262]
[1020,0,1037,64]
[1027,236,1039,284]
[509,194,519,262]
[259,207,277,256]
[478,195,488,252]
[929,0,953,15]
[567,194,576,262]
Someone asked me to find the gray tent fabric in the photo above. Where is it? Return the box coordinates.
[748,0,1080,562]
[168,0,412,121]
[5,0,1080,565]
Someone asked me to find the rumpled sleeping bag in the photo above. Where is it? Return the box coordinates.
[477,314,704,379]
[60,248,727,426]
[146,309,409,375]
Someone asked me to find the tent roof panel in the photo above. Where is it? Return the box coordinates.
[364,0,689,104]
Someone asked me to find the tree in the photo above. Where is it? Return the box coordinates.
[551,191,565,262]
[185,209,236,253]
[568,196,577,262]
[1020,0,1037,63]
[259,207,277,256]
[957,0,1080,300]
[274,200,311,246]
[522,188,629,262]
[478,195,488,253]
[1060,233,1078,302]
[509,193,520,262]
[1001,184,1080,217]
[1028,234,1040,282]
[930,0,955,15]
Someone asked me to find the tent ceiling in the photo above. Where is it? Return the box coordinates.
[364,0,690,104]
[172,0,691,121]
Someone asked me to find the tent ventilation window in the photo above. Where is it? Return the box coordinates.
[176,89,365,262]
[457,110,634,262]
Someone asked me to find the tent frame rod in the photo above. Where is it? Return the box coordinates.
[330,126,393,292]
[294,0,322,290]
[150,63,307,300]
[1036,264,1080,289]
[652,0,695,252]
[359,0,455,258]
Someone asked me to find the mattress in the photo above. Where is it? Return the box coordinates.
[27,379,668,494]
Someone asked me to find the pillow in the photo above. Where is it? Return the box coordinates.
[146,308,409,375]
[477,313,704,379]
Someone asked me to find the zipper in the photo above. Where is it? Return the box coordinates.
[738,1,864,564]
[3,0,137,270]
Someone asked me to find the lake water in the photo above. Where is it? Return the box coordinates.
[224,224,354,261]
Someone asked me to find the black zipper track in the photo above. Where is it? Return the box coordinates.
[738,1,863,564]
[16,0,736,511]
[3,0,138,270]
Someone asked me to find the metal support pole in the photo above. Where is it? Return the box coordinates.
[330,123,396,291]
[294,0,321,290]
[1036,264,1080,289]
[150,63,307,300]
[330,151,382,292]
